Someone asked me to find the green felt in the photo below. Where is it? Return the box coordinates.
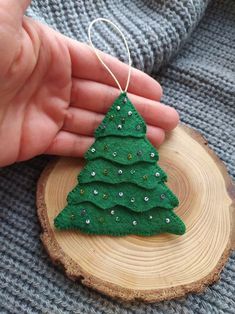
[54,92,186,236]
[79,158,167,189]
[67,182,178,212]
[85,136,159,165]
[95,92,146,138]
[54,202,186,236]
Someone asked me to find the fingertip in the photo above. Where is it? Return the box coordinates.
[126,67,163,101]
[149,79,163,101]
[147,126,165,147]
[155,81,163,100]
[162,106,180,131]
[144,74,163,101]
[155,128,165,147]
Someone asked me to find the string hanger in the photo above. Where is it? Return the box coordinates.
[88,18,132,94]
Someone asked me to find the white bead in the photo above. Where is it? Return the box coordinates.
[113,152,117,157]
[91,148,96,153]
[93,190,98,195]
[150,152,155,158]
[161,193,165,199]
[85,219,90,224]
[128,111,132,116]
[166,218,170,224]
[116,106,121,111]
[119,192,123,197]
[144,196,149,202]
[118,169,123,175]
[155,172,160,177]
[133,220,137,226]
[91,171,96,177]
[117,124,122,129]
[131,197,135,203]
[149,215,153,219]
[110,210,115,215]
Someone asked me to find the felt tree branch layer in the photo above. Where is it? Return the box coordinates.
[54,93,186,236]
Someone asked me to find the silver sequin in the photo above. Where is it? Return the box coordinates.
[116,106,121,111]
[91,171,96,177]
[149,215,153,220]
[144,196,149,202]
[117,124,122,129]
[113,152,117,157]
[91,148,96,153]
[132,220,137,226]
[150,152,155,158]
[128,111,132,116]
[166,218,170,224]
[81,209,86,216]
[110,210,115,215]
[85,219,90,224]
[136,124,141,130]
[118,169,123,175]
[155,172,160,177]
[160,193,165,199]
[119,192,124,197]
[131,197,135,203]
[93,190,98,195]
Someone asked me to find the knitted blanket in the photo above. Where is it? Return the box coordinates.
[1,0,234,313]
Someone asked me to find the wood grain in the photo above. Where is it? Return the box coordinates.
[37,125,235,302]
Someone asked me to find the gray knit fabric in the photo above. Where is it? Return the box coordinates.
[26,0,209,73]
[1,0,235,313]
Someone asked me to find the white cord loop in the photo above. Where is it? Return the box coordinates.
[88,18,132,93]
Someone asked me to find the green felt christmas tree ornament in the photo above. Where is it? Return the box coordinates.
[54,18,186,236]
[54,92,186,236]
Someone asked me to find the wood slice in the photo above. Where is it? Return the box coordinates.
[37,125,235,302]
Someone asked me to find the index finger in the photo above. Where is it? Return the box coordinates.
[65,38,163,101]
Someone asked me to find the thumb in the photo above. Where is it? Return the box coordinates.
[0,0,31,78]
[2,1,31,21]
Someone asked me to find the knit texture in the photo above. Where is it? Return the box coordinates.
[54,93,185,236]
[1,0,235,313]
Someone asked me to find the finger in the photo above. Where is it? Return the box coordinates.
[0,1,32,78]
[65,38,163,100]
[46,126,164,158]
[147,125,165,147]
[63,107,165,146]
[45,131,94,157]
[1,0,31,18]
[70,79,179,130]
[63,106,166,143]
[63,107,103,136]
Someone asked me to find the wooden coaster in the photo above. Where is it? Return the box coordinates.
[37,125,235,302]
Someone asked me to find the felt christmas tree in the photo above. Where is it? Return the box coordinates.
[54,92,186,236]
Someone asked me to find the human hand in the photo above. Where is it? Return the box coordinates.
[0,0,179,167]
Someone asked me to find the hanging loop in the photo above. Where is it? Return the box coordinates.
[88,18,132,93]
